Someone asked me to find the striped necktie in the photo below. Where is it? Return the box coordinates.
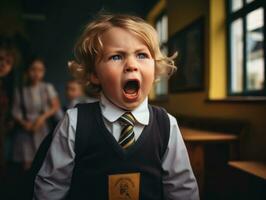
[118,112,136,149]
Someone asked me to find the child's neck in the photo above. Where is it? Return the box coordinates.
[30,80,42,86]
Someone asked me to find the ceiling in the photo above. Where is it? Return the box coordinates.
[20,0,159,19]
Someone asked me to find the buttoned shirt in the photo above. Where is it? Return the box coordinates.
[33,94,199,200]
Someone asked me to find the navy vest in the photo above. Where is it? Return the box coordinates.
[68,102,170,200]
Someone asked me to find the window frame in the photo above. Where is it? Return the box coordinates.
[226,0,266,96]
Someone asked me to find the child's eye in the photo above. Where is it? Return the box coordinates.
[137,53,148,59]
[110,55,122,61]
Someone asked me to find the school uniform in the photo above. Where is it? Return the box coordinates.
[33,94,199,200]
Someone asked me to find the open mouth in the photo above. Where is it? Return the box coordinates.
[123,80,140,96]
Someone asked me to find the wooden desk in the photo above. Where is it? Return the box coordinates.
[180,127,239,195]
[228,161,266,180]
[180,127,238,142]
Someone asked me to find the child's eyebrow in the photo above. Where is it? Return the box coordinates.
[105,47,150,54]
[135,48,150,52]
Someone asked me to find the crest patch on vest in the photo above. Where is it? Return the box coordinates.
[108,173,140,200]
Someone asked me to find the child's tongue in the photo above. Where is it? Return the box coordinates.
[125,87,136,94]
[124,80,139,95]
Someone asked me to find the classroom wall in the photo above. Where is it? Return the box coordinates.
[0,0,102,105]
[149,0,266,161]
[0,0,24,36]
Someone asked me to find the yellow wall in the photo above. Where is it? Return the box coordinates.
[148,0,266,160]
[209,0,226,99]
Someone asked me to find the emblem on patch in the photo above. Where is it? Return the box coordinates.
[108,173,140,200]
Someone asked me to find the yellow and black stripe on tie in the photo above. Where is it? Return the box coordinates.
[118,112,136,149]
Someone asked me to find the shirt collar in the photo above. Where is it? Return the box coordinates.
[100,93,149,125]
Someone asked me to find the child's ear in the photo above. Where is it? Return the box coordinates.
[90,72,100,85]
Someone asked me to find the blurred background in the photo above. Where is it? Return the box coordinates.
[0,0,266,199]
[0,0,158,104]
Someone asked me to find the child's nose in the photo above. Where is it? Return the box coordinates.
[124,57,138,72]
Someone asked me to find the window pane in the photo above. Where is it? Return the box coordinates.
[156,14,168,44]
[246,8,264,91]
[231,19,244,93]
[154,14,169,98]
[246,0,254,4]
[156,20,162,43]
[155,76,168,96]
[161,15,168,43]
[231,0,243,12]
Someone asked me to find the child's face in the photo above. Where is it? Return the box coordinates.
[28,60,45,84]
[0,49,14,77]
[91,27,155,110]
[66,82,84,101]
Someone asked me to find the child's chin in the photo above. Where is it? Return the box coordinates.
[120,103,140,111]
[121,99,144,111]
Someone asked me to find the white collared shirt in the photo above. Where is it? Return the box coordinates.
[100,95,149,142]
[33,94,199,200]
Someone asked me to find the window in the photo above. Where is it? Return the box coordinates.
[227,0,265,96]
[154,13,168,99]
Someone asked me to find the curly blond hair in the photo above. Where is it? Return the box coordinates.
[69,13,176,93]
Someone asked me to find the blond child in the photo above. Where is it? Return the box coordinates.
[33,14,199,200]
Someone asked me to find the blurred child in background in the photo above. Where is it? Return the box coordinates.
[64,77,99,110]
[12,57,61,170]
[65,79,86,109]
[0,40,17,176]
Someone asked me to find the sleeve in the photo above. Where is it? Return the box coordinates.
[162,114,200,200]
[45,82,58,99]
[12,88,23,120]
[33,108,77,200]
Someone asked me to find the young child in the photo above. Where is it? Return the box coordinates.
[64,79,98,110]
[64,79,85,109]
[33,14,199,200]
[12,57,61,170]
